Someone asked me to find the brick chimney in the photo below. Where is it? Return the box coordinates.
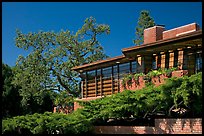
[163,23,200,40]
[144,25,165,44]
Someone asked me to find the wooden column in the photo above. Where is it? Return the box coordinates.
[111,66,114,94]
[160,52,166,69]
[95,70,97,97]
[81,81,84,98]
[136,55,144,73]
[187,49,196,75]
[169,50,174,68]
[130,61,132,73]
[144,55,152,74]
[173,50,178,67]
[156,53,161,69]
[85,71,88,98]
[117,63,120,93]
[100,68,103,96]
[165,52,169,69]
[177,48,184,70]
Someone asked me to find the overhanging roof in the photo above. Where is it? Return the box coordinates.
[72,30,202,72]
[72,55,130,72]
[122,30,202,57]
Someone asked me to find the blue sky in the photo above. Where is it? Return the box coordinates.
[2,2,202,67]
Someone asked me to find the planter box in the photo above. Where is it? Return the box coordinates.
[120,70,188,92]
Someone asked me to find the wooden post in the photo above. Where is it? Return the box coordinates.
[100,68,103,96]
[165,52,169,69]
[173,50,178,67]
[111,66,114,94]
[85,71,88,98]
[95,70,97,97]
[81,81,84,98]
[117,63,120,93]
[130,61,132,73]
[160,52,166,69]
[177,48,184,70]
[156,54,161,69]
[169,50,174,68]
[187,49,196,75]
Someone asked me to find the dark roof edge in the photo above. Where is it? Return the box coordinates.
[72,55,125,71]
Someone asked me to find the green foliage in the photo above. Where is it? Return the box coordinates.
[13,17,110,113]
[2,111,92,134]
[162,67,178,77]
[3,73,202,134]
[54,90,74,107]
[79,72,202,121]
[133,10,155,45]
[121,73,133,89]
[133,73,144,85]
[2,63,23,118]
[147,69,162,78]
[172,72,202,116]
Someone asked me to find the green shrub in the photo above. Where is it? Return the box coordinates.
[3,72,202,134]
[2,111,92,134]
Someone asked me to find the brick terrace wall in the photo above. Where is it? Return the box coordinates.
[93,118,202,134]
[120,70,188,92]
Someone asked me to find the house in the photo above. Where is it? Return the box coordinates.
[72,23,202,110]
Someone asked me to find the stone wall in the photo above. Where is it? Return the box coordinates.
[93,118,202,134]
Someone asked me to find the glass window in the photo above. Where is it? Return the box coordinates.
[103,67,112,79]
[113,65,118,78]
[152,56,157,70]
[132,61,137,73]
[87,70,95,80]
[119,62,130,78]
[196,53,202,72]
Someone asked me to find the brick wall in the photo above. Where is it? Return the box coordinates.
[93,118,202,134]
[143,23,199,44]
[120,70,188,92]
[144,26,165,44]
[163,23,199,40]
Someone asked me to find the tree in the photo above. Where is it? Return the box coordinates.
[2,63,22,118]
[12,17,110,112]
[133,10,155,45]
